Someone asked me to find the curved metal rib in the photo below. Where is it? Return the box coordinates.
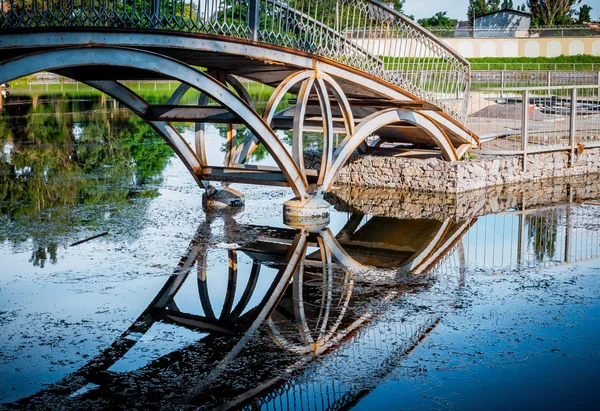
[0,47,310,198]
[320,108,460,192]
[234,70,314,165]
[292,77,315,172]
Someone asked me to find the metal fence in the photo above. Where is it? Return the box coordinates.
[0,0,471,123]
[467,84,600,157]
[471,70,600,89]
[472,63,600,72]
[429,25,600,38]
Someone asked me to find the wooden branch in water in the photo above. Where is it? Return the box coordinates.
[69,232,108,247]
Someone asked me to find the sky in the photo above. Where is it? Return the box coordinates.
[403,0,599,22]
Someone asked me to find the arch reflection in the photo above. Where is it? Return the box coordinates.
[6,211,474,409]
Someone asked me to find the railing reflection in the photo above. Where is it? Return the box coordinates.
[7,197,600,408]
[458,200,600,271]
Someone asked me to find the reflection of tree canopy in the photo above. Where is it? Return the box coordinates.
[526,213,558,262]
[0,94,174,267]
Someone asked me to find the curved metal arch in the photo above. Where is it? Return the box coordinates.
[320,73,356,138]
[172,74,255,169]
[235,70,353,183]
[0,47,309,198]
[266,231,355,355]
[292,76,316,172]
[320,109,460,192]
[234,70,314,165]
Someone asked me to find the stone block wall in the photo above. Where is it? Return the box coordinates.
[306,147,600,194]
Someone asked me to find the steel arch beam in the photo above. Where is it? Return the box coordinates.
[0,47,309,198]
[235,70,351,183]
[292,76,315,172]
[314,77,334,184]
[234,70,314,165]
[321,73,356,138]
[80,79,204,187]
[320,109,460,192]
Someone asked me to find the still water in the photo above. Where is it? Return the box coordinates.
[1,85,600,409]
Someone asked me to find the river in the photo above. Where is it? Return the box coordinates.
[1,83,599,409]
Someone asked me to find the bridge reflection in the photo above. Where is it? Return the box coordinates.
[7,199,600,409]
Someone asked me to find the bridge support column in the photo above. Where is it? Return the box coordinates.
[283,195,330,231]
[203,185,245,209]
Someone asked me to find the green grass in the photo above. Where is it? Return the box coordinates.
[469,55,600,71]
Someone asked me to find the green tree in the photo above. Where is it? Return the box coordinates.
[501,0,515,8]
[578,4,592,22]
[392,1,406,12]
[0,92,173,267]
[527,0,581,25]
[417,12,457,28]
[467,0,502,21]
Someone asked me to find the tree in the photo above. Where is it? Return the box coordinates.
[578,4,592,22]
[467,0,502,21]
[417,12,457,28]
[392,1,406,12]
[527,0,581,26]
[501,0,515,9]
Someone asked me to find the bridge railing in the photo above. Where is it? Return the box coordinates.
[0,0,470,123]
[467,84,600,157]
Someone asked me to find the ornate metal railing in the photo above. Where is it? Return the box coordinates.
[0,0,471,122]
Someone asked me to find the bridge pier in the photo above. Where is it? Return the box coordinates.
[283,195,330,231]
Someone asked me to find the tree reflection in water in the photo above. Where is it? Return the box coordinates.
[0,93,173,267]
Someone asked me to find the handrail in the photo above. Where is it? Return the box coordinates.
[473,84,600,91]
[0,0,471,123]
[367,0,470,67]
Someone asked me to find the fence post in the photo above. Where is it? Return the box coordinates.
[500,70,505,98]
[569,88,577,166]
[547,71,551,97]
[249,0,260,42]
[598,71,600,98]
[151,0,160,29]
[522,89,529,171]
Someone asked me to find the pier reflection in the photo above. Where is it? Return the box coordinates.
[7,196,600,409]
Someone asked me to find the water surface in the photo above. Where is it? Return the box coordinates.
[1,86,600,410]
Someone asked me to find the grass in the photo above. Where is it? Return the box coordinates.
[469,55,600,71]
[381,55,600,71]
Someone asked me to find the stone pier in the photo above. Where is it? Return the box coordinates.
[306,147,600,194]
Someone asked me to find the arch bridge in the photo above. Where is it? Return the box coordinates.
[0,0,478,208]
